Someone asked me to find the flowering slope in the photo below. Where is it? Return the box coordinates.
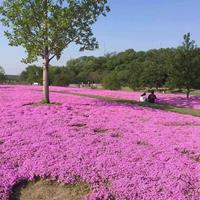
[53,87,200,110]
[0,85,200,200]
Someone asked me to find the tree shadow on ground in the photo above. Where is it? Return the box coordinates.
[158,96,200,109]
[92,97,200,117]
[43,89,200,117]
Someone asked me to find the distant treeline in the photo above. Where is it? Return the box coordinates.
[2,33,200,98]
[0,66,20,84]
[20,49,171,88]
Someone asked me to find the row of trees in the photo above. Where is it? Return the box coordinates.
[1,1,199,101]
[20,65,74,86]
[20,33,200,98]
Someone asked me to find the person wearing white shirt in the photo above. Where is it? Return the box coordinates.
[139,92,147,102]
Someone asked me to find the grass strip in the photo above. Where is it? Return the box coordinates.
[50,90,200,117]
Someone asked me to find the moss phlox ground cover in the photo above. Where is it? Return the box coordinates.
[0,85,200,199]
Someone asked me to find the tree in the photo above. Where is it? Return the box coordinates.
[141,61,167,89]
[116,69,130,87]
[0,66,6,83]
[169,33,200,98]
[0,0,110,103]
[20,65,43,84]
[49,66,73,86]
[102,72,121,90]
[128,61,144,90]
[139,49,169,89]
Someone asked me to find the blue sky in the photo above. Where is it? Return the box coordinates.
[1,0,200,75]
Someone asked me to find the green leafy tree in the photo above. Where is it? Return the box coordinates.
[0,66,6,83]
[116,69,129,87]
[20,65,43,84]
[169,33,200,98]
[140,49,168,89]
[49,66,72,86]
[88,71,102,83]
[66,56,108,84]
[102,72,121,90]
[128,61,144,90]
[76,71,89,83]
[141,61,167,89]
[0,0,110,103]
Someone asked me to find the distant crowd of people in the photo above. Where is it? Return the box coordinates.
[80,80,97,88]
[139,90,157,103]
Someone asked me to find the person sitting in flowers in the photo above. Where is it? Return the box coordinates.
[147,90,157,103]
[139,92,147,102]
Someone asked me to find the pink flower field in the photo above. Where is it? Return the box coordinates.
[53,87,200,110]
[1,85,200,200]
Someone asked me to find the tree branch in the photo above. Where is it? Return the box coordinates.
[49,54,56,61]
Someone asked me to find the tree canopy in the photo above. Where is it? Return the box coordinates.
[0,0,110,103]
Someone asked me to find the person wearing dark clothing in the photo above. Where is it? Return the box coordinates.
[148,91,157,103]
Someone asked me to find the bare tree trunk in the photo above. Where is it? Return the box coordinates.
[43,57,50,103]
[43,0,49,103]
[186,87,190,99]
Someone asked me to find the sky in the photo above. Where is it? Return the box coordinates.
[0,0,200,75]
